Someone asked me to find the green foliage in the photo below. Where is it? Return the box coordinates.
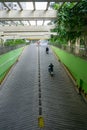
[50,0,87,45]
[5,39,26,46]
[51,3,60,10]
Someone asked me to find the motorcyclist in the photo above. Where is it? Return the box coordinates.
[48,63,54,73]
[46,47,49,54]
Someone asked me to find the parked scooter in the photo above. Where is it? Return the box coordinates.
[48,63,54,77]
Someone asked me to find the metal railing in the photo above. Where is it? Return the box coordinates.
[0,44,25,55]
[51,44,87,60]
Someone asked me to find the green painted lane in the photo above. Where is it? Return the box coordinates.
[52,46,87,93]
[0,47,24,83]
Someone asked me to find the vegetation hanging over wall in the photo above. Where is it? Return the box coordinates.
[5,39,26,46]
[50,0,87,46]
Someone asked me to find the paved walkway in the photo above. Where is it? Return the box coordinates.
[0,44,87,130]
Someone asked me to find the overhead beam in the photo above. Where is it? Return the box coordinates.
[2,2,10,11]
[3,35,51,40]
[45,1,50,11]
[0,10,57,20]
[4,32,57,36]
[17,2,23,11]
[28,21,31,25]
[33,2,36,10]
[20,20,24,25]
[0,25,55,32]
[2,32,57,40]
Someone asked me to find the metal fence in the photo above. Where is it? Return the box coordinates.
[0,44,25,55]
[52,44,87,59]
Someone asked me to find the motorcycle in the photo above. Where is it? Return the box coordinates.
[46,47,49,54]
[48,64,54,77]
[46,50,49,54]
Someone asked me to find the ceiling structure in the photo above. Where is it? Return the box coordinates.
[0,10,56,21]
[0,0,81,2]
[0,0,81,40]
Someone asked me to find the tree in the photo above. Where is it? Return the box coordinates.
[50,0,87,48]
